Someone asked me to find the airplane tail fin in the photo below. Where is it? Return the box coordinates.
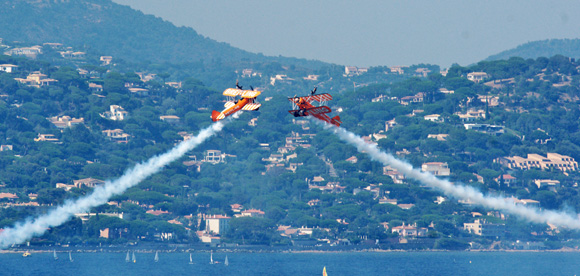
[211,110,221,122]
[332,115,342,126]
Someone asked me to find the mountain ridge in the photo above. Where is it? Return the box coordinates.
[486,38,580,62]
[0,0,327,69]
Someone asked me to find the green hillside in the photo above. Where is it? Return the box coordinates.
[486,39,580,62]
[3,42,580,250]
[0,0,326,69]
[3,0,580,251]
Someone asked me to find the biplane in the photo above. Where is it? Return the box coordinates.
[288,87,341,127]
[211,82,261,122]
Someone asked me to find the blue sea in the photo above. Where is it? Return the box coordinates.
[2,251,580,276]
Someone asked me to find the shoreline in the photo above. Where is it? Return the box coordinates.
[3,247,580,254]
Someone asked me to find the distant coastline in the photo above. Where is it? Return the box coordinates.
[3,246,579,254]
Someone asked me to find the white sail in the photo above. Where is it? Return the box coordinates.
[69,251,73,262]
[53,249,58,260]
[132,251,136,263]
[189,253,193,264]
[210,252,214,264]
[224,255,229,266]
[154,251,159,262]
[126,250,130,262]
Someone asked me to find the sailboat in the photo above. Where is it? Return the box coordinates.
[210,252,215,264]
[69,251,74,262]
[132,251,136,263]
[125,250,130,262]
[224,255,229,266]
[323,266,328,276]
[189,253,194,265]
[53,249,58,260]
[22,250,31,257]
[154,251,159,263]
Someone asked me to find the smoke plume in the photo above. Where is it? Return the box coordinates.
[327,124,580,229]
[0,121,226,248]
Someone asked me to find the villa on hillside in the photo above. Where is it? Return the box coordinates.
[0,145,13,151]
[424,114,443,123]
[495,153,577,172]
[73,178,105,188]
[390,66,407,74]
[15,72,58,87]
[240,209,265,218]
[344,66,368,76]
[427,134,449,141]
[399,93,424,105]
[391,223,428,238]
[308,182,346,194]
[48,116,84,129]
[421,162,450,176]
[34,134,60,143]
[0,64,18,73]
[100,105,128,121]
[4,46,43,58]
[102,129,130,143]
[160,115,180,124]
[464,219,505,238]
[456,109,486,122]
[464,124,504,136]
[467,72,489,83]
[100,56,113,65]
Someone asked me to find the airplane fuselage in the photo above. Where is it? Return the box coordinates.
[295,100,340,127]
[222,98,249,118]
[212,98,252,121]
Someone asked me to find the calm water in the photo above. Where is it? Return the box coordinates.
[2,251,580,276]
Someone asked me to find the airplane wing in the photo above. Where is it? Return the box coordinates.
[288,106,332,117]
[241,90,261,98]
[224,101,235,108]
[308,93,333,102]
[288,93,332,103]
[223,88,244,97]
[304,105,332,115]
[242,103,261,111]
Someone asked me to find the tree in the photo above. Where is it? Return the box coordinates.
[224,217,277,245]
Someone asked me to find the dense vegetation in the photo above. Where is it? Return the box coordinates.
[2,43,580,250]
[0,0,328,90]
[486,39,580,63]
[2,0,580,251]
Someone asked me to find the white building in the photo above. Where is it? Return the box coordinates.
[464,124,504,136]
[100,105,129,121]
[424,114,443,123]
[421,162,450,176]
[464,219,505,237]
[205,215,231,235]
[467,72,489,83]
[0,64,18,73]
[204,150,225,164]
[240,209,265,218]
[4,46,43,58]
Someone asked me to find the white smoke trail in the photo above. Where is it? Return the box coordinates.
[325,124,580,229]
[0,121,226,248]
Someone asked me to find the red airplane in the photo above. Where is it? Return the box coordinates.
[288,87,341,127]
[211,83,261,122]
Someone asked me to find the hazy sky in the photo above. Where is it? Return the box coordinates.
[112,0,580,68]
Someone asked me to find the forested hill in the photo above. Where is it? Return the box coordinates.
[486,39,580,62]
[0,0,326,69]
